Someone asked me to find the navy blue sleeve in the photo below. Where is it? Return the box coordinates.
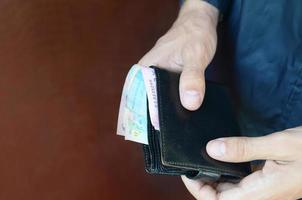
[179,0,230,15]
[203,0,230,14]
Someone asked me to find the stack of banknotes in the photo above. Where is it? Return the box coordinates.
[117,64,160,145]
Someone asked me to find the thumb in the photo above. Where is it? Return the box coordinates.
[179,44,211,111]
[206,133,294,163]
[179,66,205,111]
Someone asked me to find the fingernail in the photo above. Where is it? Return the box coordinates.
[183,90,201,110]
[207,140,226,157]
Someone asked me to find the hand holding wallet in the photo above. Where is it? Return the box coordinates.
[118,65,251,183]
[143,66,251,182]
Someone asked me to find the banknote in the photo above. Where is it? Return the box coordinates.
[116,67,131,136]
[117,64,149,145]
[141,67,160,131]
[117,64,161,144]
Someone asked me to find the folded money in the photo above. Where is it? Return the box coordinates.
[117,64,159,145]
[117,64,148,144]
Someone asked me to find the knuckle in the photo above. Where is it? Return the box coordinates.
[183,66,203,75]
[155,36,165,45]
[272,132,289,142]
[203,40,216,60]
[167,58,182,72]
[184,41,215,67]
[181,69,204,86]
[155,34,171,47]
[191,42,204,54]
[228,138,250,160]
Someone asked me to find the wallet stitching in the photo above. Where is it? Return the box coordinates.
[156,69,246,177]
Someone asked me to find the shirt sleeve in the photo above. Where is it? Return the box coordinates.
[203,0,231,14]
[180,0,231,15]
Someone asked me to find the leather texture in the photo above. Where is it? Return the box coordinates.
[143,67,251,182]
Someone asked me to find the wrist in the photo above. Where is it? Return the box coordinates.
[178,0,219,27]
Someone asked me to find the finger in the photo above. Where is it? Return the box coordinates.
[199,185,218,200]
[218,170,279,200]
[138,46,171,68]
[181,176,217,200]
[179,42,213,111]
[216,182,236,193]
[179,66,205,111]
[181,176,205,198]
[206,133,294,163]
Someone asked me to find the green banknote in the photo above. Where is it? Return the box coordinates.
[117,64,148,144]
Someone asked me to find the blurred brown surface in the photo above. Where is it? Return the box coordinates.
[0,0,193,199]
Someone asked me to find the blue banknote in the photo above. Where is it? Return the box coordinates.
[117,64,148,144]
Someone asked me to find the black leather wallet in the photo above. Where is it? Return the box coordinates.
[143,67,251,183]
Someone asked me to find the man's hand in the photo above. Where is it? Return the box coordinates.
[182,127,302,200]
[139,0,218,111]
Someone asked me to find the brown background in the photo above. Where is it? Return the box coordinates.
[0,0,193,199]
